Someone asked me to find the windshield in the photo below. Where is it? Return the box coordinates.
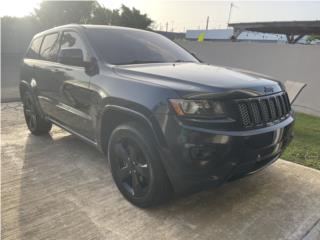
[86,28,198,65]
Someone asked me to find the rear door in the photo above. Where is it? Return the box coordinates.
[35,32,61,116]
[21,36,43,96]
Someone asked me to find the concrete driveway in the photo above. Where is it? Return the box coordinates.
[2,102,320,240]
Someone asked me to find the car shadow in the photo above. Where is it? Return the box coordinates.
[16,127,285,239]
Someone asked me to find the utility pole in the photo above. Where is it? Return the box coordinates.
[165,22,168,32]
[206,16,210,30]
[227,2,239,27]
[227,2,234,27]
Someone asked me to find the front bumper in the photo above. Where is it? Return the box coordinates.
[157,114,294,194]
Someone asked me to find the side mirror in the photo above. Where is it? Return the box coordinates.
[84,57,99,76]
[58,48,84,67]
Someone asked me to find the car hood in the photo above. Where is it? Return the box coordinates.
[113,62,283,99]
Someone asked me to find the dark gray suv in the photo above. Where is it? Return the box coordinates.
[20,24,294,207]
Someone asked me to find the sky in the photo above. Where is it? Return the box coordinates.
[1,0,320,32]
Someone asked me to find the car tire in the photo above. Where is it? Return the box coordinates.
[22,91,52,135]
[108,121,172,208]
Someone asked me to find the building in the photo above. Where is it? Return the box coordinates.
[185,29,290,43]
[186,21,320,44]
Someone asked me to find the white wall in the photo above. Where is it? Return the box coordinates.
[176,40,320,116]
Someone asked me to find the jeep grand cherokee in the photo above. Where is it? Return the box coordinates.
[20,25,294,207]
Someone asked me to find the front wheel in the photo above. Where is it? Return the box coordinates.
[22,91,52,135]
[108,122,172,208]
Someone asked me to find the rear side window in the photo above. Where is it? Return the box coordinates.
[26,37,43,59]
[40,33,60,61]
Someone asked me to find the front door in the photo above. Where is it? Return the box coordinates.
[52,30,95,139]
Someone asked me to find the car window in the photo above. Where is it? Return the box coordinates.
[86,28,198,65]
[59,31,87,57]
[39,33,59,62]
[26,37,43,59]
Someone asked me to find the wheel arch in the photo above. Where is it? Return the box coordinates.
[19,80,32,100]
[98,105,167,156]
[19,80,46,118]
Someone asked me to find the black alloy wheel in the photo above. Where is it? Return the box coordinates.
[22,91,52,135]
[108,122,172,208]
[113,138,151,197]
[23,93,37,131]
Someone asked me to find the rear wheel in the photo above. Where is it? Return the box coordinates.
[108,122,172,208]
[22,91,52,135]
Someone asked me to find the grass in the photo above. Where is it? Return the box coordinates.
[282,112,320,170]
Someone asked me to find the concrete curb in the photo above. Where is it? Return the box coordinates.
[1,98,21,103]
[302,218,320,240]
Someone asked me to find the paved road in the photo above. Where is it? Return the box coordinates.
[2,102,320,240]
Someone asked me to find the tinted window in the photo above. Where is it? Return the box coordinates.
[59,31,87,55]
[26,37,43,59]
[40,33,59,61]
[86,28,198,65]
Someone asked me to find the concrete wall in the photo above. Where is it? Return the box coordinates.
[1,53,24,101]
[1,20,40,101]
[176,40,320,116]
[2,35,320,116]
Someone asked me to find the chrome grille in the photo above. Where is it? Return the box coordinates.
[237,92,291,128]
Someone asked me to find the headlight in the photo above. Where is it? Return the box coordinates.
[169,99,225,117]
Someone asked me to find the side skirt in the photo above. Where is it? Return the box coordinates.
[48,117,98,148]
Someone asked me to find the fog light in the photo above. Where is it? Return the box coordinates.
[190,147,213,160]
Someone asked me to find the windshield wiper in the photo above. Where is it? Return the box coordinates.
[116,60,194,65]
[117,60,166,65]
[173,60,194,63]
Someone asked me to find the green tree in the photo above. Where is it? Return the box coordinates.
[88,3,113,25]
[89,4,153,29]
[116,5,153,29]
[307,35,320,42]
[33,1,95,28]
[32,1,153,30]
[111,9,121,26]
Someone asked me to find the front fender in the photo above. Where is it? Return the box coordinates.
[96,101,167,150]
